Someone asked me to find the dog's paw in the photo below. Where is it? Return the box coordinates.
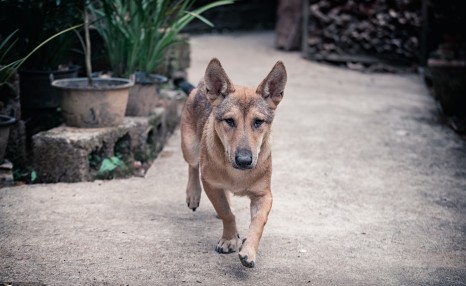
[239,253,255,268]
[238,239,256,268]
[215,235,240,254]
[186,192,200,211]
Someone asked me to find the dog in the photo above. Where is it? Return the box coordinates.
[180,58,287,268]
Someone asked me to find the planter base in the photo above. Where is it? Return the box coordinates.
[0,160,14,188]
[32,90,184,183]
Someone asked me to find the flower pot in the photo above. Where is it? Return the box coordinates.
[126,73,167,116]
[428,59,466,116]
[0,115,16,163]
[52,78,134,128]
[19,66,80,111]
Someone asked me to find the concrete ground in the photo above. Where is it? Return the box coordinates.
[1,32,466,285]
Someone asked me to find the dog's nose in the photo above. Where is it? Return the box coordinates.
[235,149,253,168]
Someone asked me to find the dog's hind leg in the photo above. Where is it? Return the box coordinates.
[202,180,239,254]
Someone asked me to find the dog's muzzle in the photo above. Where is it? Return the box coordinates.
[234,149,253,170]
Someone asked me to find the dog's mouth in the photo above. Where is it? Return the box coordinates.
[232,164,254,170]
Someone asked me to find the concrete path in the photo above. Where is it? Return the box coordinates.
[1,32,465,285]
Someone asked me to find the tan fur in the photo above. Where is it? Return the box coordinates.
[181,58,287,268]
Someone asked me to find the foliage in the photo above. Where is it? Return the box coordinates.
[88,144,128,180]
[90,0,234,77]
[0,31,19,92]
[0,25,82,92]
[12,166,37,183]
[99,156,126,174]
[0,0,82,70]
[30,170,37,182]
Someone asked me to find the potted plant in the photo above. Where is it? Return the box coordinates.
[1,24,83,162]
[90,0,233,116]
[0,33,18,163]
[0,1,82,113]
[51,2,134,128]
[428,48,466,117]
[427,0,466,120]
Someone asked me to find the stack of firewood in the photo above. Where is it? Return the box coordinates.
[304,0,421,66]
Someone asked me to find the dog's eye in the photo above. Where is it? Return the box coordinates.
[224,118,236,128]
[253,119,264,128]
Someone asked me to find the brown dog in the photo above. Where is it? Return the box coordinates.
[180,58,287,268]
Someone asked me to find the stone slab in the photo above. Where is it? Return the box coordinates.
[32,109,167,183]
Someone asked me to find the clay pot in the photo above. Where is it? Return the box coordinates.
[52,78,134,128]
[125,72,167,116]
[428,59,466,116]
[19,66,79,110]
[0,115,16,162]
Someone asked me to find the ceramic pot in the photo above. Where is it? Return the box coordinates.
[428,59,466,116]
[19,66,80,110]
[126,72,167,116]
[52,78,134,128]
[0,115,16,162]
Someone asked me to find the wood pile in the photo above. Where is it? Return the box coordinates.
[303,0,422,69]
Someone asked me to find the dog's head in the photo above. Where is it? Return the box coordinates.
[203,58,287,170]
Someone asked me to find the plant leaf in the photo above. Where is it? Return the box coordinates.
[99,158,119,173]
[31,171,37,182]
[99,156,126,174]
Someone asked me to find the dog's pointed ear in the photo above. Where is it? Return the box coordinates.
[256,61,287,109]
[204,58,234,103]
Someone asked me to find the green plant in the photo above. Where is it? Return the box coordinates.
[90,0,234,77]
[99,156,126,174]
[12,166,37,183]
[31,170,37,182]
[0,1,98,87]
[89,150,128,179]
[0,31,19,92]
[68,0,94,86]
[0,24,82,92]
[0,0,82,70]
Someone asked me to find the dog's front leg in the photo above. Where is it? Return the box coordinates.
[186,165,202,211]
[202,180,240,253]
[239,192,272,268]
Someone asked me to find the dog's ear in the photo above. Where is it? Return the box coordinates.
[256,61,287,109]
[204,58,234,103]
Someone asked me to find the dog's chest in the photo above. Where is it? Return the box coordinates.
[200,162,268,196]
